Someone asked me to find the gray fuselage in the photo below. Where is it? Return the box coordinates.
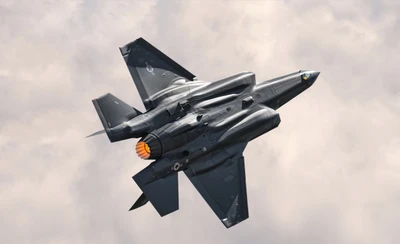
[115,70,319,178]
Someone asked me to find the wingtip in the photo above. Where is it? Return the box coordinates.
[221,218,246,229]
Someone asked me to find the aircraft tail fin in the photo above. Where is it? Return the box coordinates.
[132,163,179,216]
[92,93,142,142]
[129,193,149,211]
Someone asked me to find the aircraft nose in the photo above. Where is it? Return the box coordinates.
[301,70,320,86]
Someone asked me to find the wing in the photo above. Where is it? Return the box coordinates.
[184,143,249,228]
[119,37,196,110]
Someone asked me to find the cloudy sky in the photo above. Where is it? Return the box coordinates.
[1,0,400,243]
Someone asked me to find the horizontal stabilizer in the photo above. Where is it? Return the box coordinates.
[92,93,142,142]
[133,164,179,216]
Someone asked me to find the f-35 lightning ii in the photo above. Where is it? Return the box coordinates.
[89,37,320,228]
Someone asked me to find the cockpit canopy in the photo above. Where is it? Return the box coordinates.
[301,72,311,80]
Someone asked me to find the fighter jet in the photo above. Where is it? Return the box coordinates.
[89,37,320,228]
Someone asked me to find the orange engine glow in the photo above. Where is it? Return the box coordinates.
[136,141,151,159]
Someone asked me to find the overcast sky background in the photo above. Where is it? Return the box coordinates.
[1,0,400,243]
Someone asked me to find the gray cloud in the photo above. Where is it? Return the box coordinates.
[1,0,400,243]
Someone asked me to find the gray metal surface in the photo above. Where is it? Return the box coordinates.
[89,37,320,228]
[119,38,196,110]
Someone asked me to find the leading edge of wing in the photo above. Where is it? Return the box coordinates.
[184,143,249,228]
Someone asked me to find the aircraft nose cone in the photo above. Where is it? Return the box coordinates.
[310,71,320,85]
[301,70,320,86]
